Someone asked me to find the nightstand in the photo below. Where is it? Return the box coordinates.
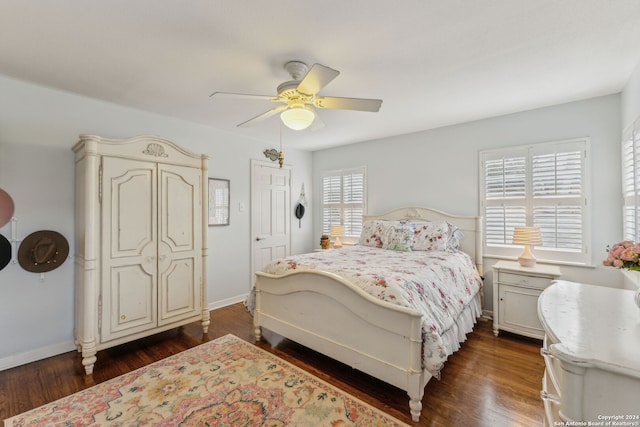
[492,260,561,339]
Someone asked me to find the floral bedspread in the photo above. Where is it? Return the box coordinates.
[261,246,483,375]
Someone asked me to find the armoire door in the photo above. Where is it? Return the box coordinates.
[101,157,158,342]
[157,163,202,325]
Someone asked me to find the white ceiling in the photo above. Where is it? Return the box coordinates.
[1,1,640,150]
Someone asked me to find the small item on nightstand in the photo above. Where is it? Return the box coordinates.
[320,234,330,250]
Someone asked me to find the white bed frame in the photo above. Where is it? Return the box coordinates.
[253,207,483,422]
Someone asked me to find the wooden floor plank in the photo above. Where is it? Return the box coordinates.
[0,303,545,426]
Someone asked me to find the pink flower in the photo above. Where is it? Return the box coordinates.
[621,248,639,262]
[603,240,640,270]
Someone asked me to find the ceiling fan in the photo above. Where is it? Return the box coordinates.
[210,61,383,131]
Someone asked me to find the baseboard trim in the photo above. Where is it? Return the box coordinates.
[1,295,250,372]
[0,340,76,372]
[208,293,249,311]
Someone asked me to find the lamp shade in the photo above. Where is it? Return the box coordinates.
[330,225,345,237]
[512,227,542,246]
[512,226,542,267]
[280,106,314,130]
[330,225,344,249]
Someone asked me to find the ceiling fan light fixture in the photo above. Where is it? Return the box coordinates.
[280,106,315,130]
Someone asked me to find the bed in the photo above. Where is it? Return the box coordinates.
[251,206,484,422]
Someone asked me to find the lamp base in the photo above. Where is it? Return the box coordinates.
[333,236,342,249]
[517,256,537,267]
[517,245,537,267]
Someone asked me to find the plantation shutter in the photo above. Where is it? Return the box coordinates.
[342,172,365,236]
[321,167,366,237]
[322,174,341,234]
[622,118,640,242]
[483,150,527,245]
[480,138,590,264]
[531,144,584,250]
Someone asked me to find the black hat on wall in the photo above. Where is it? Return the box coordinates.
[0,234,10,272]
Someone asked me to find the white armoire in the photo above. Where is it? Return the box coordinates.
[73,135,209,374]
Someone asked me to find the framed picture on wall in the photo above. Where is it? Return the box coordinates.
[208,178,230,226]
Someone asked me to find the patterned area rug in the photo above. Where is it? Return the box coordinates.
[5,334,409,426]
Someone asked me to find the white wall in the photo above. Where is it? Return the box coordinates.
[0,75,314,369]
[621,58,640,132]
[313,94,623,310]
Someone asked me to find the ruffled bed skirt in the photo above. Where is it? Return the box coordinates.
[438,292,482,367]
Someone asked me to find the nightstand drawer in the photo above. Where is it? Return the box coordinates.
[498,272,552,289]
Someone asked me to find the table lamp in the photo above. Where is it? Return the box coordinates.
[512,226,542,267]
[330,225,345,249]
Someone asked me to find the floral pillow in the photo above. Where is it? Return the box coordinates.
[382,222,415,252]
[358,220,389,248]
[412,221,450,251]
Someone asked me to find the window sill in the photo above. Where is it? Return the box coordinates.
[484,255,597,269]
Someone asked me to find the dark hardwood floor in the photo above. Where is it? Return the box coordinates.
[1,303,545,426]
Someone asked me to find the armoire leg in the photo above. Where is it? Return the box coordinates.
[81,344,97,375]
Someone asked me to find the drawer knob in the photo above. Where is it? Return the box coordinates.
[540,390,560,404]
[540,347,557,360]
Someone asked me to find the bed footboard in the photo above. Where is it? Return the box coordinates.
[254,269,429,422]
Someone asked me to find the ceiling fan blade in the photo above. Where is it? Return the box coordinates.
[210,91,275,101]
[314,96,382,112]
[310,108,325,131]
[237,105,287,128]
[296,64,340,96]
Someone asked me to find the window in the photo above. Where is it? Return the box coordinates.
[622,118,640,242]
[321,167,366,238]
[480,138,590,264]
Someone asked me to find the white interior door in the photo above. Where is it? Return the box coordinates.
[251,160,291,282]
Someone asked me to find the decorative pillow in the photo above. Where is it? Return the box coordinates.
[411,221,450,251]
[358,220,389,248]
[382,222,415,252]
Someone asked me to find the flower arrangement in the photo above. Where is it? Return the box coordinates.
[602,241,640,270]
